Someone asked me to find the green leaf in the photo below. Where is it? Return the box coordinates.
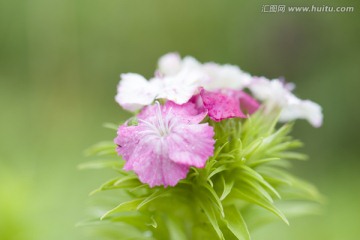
[220,176,234,201]
[239,165,281,199]
[267,140,303,153]
[213,142,229,159]
[101,198,147,219]
[208,165,227,179]
[90,175,141,195]
[202,184,224,217]
[224,205,251,240]
[262,175,292,186]
[114,175,142,188]
[242,138,263,158]
[264,110,281,136]
[217,153,236,160]
[277,201,323,218]
[197,196,224,240]
[110,215,155,230]
[248,158,281,167]
[78,160,122,170]
[102,122,120,130]
[90,177,121,196]
[276,152,308,160]
[240,178,274,203]
[166,216,188,240]
[136,190,170,210]
[231,188,289,225]
[85,141,117,156]
[146,216,158,228]
[262,123,293,147]
[258,167,324,202]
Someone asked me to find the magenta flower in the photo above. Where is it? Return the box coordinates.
[191,88,260,122]
[114,101,215,187]
[226,90,260,115]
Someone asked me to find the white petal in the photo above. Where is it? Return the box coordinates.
[203,63,252,91]
[157,68,205,104]
[156,54,207,104]
[279,96,323,127]
[115,73,160,111]
[249,77,290,107]
[158,53,182,76]
[181,56,203,70]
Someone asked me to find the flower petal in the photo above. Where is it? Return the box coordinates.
[248,77,289,107]
[238,91,260,114]
[115,73,160,111]
[157,68,206,104]
[165,101,208,124]
[114,125,140,161]
[125,141,189,188]
[200,88,246,121]
[249,77,323,127]
[168,124,215,168]
[203,63,253,91]
[158,52,182,76]
[279,97,323,127]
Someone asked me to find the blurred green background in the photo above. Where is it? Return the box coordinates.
[1,0,359,239]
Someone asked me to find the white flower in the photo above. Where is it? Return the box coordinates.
[157,53,209,104]
[157,53,203,77]
[249,77,323,127]
[158,53,253,91]
[280,95,323,128]
[116,54,208,111]
[202,63,252,91]
[249,77,289,107]
[158,66,207,104]
[115,73,162,111]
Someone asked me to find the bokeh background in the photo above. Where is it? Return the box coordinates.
[1,0,359,239]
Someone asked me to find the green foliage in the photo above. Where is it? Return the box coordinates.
[81,110,323,240]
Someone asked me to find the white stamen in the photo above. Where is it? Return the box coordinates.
[139,102,173,138]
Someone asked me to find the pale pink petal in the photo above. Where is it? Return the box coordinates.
[168,124,215,168]
[114,125,141,161]
[200,88,246,121]
[137,101,206,124]
[164,101,208,124]
[123,140,189,187]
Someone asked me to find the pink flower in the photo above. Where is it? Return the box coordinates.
[114,101,215,187]
[191,88,260,122]
[223,90,260,115]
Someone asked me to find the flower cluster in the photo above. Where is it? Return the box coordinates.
[114,53,323,187]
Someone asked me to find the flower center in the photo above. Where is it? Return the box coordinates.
[139,102,175,139]
[155,102,170,136]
